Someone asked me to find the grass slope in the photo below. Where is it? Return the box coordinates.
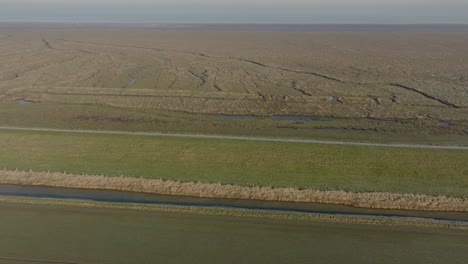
[0,129,467,196]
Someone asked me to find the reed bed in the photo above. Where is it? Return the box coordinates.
[1,169,467,212]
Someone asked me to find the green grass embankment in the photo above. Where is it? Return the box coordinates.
[0,129,467,196]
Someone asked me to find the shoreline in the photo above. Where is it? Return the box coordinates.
[1,170,467,212]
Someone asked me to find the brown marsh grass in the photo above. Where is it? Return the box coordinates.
[1,169,467,212]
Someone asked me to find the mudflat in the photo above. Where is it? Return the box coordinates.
[0,23,467,143]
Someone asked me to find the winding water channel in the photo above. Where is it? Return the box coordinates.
[1,185,467,224]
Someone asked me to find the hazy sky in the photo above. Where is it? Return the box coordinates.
[1,0,467,24]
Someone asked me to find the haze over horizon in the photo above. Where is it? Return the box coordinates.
[1,0,468,24]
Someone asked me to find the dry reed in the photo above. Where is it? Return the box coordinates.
[1,169,467,212]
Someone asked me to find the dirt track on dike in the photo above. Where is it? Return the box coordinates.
[1,126,468,150]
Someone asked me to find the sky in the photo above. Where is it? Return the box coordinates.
[1,0,467,24]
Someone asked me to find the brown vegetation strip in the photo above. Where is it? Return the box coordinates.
[1,170,467,212]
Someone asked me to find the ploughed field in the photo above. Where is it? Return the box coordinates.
[0,24,467,143]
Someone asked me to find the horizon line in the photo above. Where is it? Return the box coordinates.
[1,20,468,26]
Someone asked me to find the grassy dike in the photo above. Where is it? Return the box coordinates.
[0,128,467,197]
